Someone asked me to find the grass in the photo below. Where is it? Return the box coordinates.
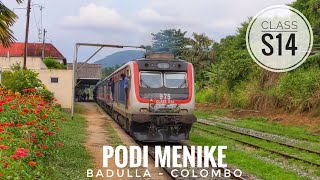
[105,120,124,147]
[194,123,320,167]
[194,109,230,119]
[195,109,320,143]
[188,128,310,180]
[231,117,320,143]
[74,103,88,114]
[47,105,92,180]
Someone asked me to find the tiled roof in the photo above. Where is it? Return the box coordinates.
[0,42,65,59]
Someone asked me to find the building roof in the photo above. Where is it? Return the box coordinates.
[0,42,65,59]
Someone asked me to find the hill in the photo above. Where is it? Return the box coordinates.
[95,50,145,67]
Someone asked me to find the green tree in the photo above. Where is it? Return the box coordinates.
[151,29,188,57]
[181,33,215,83]
[182,33,215,67]
[0,0,22,47]
[291,0,320,44]
[101,64,121,78]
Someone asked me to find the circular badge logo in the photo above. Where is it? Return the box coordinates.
[246,5,313,72]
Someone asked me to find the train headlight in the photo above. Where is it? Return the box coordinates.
[140,108,149,113]
[180,109,188,114]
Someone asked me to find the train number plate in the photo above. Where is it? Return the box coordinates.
[153,104,178,109]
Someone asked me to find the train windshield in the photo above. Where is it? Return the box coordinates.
[165,73,187,88]
[140,72,162,88]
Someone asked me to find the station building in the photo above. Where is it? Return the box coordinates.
[0,42,73,110]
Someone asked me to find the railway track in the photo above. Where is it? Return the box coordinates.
[98,103,247,179]
[198,119,320,156]
[193,124,320,167]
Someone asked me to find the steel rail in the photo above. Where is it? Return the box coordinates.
[193,125,320,167]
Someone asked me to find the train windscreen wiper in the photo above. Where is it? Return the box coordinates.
[178,79,187,88]
[140,79,151,88]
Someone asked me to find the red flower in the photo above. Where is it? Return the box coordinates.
[28,161,36,166]
[0,108,2,113]
[42,114,48,119]
[0,145,9,149]
[16,124,23,127]
[10,155,18,160]
[14,148,29,157]
[36,152,42,156]
[44,131,54,136]
[4,162,8,168]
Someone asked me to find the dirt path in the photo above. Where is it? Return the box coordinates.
[82,102,171,180]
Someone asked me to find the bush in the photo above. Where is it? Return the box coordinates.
[37,88,55,102]
[272,67,320,112]
[44,58,66,69]
[2,69,43,93]
[196,88,215,103]
[0,88,64,178]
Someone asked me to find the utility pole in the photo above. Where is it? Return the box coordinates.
[37,5,43,42]
[23,0,31,70]
[42,29,47,60]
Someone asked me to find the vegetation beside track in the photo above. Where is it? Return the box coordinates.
[105,120,123,147]
[189,129,309,180]
[190,109,320,179]
[194,109,320,141]
[189,127,320,179]
[48,109,92,180]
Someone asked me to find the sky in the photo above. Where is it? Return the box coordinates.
[2,0,295,63]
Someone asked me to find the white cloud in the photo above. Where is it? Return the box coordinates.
[62,3,132,31]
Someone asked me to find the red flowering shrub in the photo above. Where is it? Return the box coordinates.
[0,88,64,178]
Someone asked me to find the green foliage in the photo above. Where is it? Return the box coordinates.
[151,29,188,57]
[44,58,66,69]
[37,88,55,102]
[0,0,23,47]
[101,64,121,78]
[195,88,215,103]
[2,68,43,93]
[229,77,261,108]
[272,67,320,111]
[181,33,215,81]
[291,0,320,44]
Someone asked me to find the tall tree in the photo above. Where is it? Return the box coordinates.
[151,29,188,57]
[0,0,22,47]
[182,33,215,67]
[181,33,215,82]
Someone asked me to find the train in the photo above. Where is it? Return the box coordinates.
[93,52,197,142]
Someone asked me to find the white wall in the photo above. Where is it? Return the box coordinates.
[34,69,73,110]
[0,57,48,70]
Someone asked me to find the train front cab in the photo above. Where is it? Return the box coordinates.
[129,59,197,142]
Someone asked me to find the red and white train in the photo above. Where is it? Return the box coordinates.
[94,53,196,142]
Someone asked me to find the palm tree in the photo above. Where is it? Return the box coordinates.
[182,33,215,67]
[0,0,23,47]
